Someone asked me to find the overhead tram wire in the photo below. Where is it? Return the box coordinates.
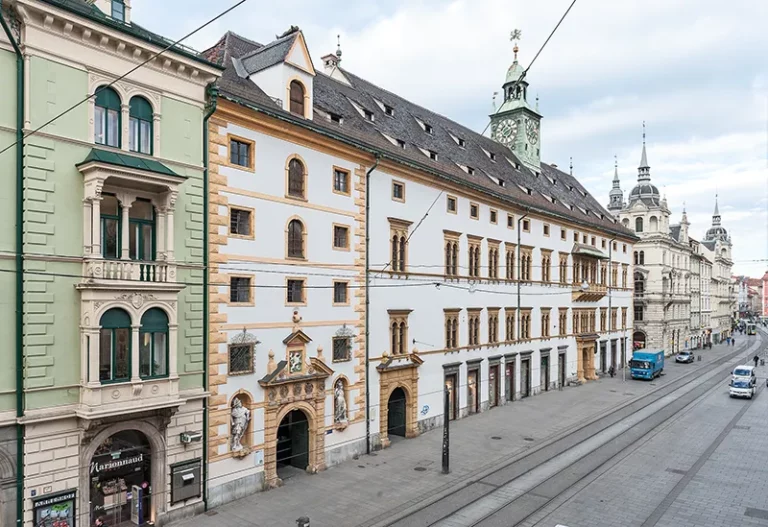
[0,0,252,157]
[479,0,579,137]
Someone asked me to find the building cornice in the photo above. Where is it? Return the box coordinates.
[16,0,221,86]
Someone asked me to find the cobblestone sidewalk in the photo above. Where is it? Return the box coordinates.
[175,342,749,527]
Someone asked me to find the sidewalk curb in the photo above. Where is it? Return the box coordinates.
[361,338,760,527]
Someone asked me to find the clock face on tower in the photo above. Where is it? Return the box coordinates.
[495,118,518,146]
[525,118,539,146]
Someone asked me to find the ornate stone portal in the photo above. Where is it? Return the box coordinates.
[377,349,422,448]
[257,317,334,488]
[576,336,598,382]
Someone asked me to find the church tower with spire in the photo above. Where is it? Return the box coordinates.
[490,30,542,173]
[607,155,623,216]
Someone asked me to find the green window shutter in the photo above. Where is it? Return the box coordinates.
[100,308,131,328]
[140,308,169,332]
[129,96,153,120]
[95,87,122,110]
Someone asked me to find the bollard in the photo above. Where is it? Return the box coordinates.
[297,517,310,527]
[697,355,701,361]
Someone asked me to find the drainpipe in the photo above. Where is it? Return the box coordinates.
[201,84,218,510]
[607,237,616,371]
[1,1,24,525]
[516,209,530,342]
[364,155,379,455]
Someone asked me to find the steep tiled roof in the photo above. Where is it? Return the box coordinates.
[211,31,637,240]
[238,32,297,74]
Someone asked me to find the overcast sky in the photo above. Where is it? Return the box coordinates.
[134,0,768,276]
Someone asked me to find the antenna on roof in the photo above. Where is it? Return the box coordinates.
[336,34,342,63]
[569,157,573,176]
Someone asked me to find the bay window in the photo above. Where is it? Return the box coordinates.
[139,308,169,379]
[99,308,131,383]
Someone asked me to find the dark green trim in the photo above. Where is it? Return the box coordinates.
[78,148,182,177]
[1,1,24,524]
[38,0,224,70]
[99,308,131,383]
[202,84,219,511]
[95,86,121,148]
[219,93,639,243]
[139,308,169,379]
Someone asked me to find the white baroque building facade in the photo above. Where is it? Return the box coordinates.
[609,141,733,351]
[202,29,636,506]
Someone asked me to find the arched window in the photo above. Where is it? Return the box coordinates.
[94,86,121,147]
[289,80,305,116]
[649,216,658,232]
[622,218,629,228]
[634,251,638,266]
[99,308,131,383]
[287,219,305,258]
[139,308,169,378]
[129,96,153,154]
[288,158,306,199]
[635,217,643,232]
[639,251,645,265]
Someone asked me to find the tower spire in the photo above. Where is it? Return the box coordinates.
[713,193,721,225]
[569,156,573,176]
[638,121,651,182]
[335,34,342,63]
[607,154,624,215]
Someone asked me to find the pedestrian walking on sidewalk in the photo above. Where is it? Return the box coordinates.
[732,337,736,347]
[609,365,615,378]
[754,355,759,368]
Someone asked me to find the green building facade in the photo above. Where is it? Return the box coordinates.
[0,0,220,525]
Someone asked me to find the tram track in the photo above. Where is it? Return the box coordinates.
[381,334,763,527]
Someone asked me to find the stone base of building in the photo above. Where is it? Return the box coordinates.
[22,398,205,527]
[208,472,265,509]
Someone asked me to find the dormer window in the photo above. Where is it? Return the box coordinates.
[364,109,374,121]
[289,80,306,117]
[428,150,438,160]
[384,105,394,117]
[489,151,496,161]
[425,123,434,134]
[329,112,342,124]
[397,139,406,149]
[112,0,125,22]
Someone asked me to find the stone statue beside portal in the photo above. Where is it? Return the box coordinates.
[334,380,348,425]
[230,396,251,452]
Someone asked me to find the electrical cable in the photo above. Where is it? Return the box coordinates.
[0,0,252,157]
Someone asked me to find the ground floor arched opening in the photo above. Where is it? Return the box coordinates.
[633,331,647,350]
[89,429,152,527]
[276,409,310,480]
[387,387,407,438]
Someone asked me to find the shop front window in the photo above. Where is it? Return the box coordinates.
[99,308,131,383]
[139,308,169,379]
[90,430,152,527]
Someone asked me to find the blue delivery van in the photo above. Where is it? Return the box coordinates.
[630,349,664,380]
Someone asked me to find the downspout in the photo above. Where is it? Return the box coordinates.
[201,84,218,510]
[364,154,379,455]
[607,237,615,365]
[0,1,24,525]
[516,209,530,343]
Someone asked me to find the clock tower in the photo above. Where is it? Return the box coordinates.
[490,32,542,173]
